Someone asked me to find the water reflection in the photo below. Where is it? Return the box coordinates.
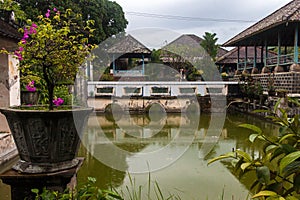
[0,112,280,199]
[77,112,279,199]
[80,112,199,173]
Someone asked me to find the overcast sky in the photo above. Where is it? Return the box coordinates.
[113,0,292,49]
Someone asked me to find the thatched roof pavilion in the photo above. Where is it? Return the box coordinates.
[106,34,151,78]
[223,0,300,73]
[161,34,228,62]
[107,34,151,57]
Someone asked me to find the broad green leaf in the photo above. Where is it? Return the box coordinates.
[273,99,281,113]
[277,197,286,200]
[280,144,297,154]
[279,134,296,143]
[282,161,300,177]
[249,134,259,143]
[241,162,252,171]
[279,126,288,136]
[265,145,278,153]
[294,173,300,194]
[280,151,300,174]
[286,196,299,200]
[253,109,271,113]
[238,124,262,134]
[31,188,39,194]
[265,182,283,195]
[207,152,236,165]
[257,135,267,142]
[256,166,270,185]
[236,150,252,162]
[252,190,277,198]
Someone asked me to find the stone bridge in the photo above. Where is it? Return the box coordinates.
[87,81,239,113]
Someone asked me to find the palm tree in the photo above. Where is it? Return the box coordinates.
[200,32,219,61]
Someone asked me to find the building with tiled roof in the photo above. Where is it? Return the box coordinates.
[223,0,300,73]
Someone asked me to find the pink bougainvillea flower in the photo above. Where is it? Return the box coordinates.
[21,39,26,44]
[19,47,24,52]
[14,51,23,60]
[53,8,57,12]
[23,32,29,39]
[31,23,37,28]
[29,26,37,34]
[45,9,51,18]
[53,97,64,106]
[26,80,36,92]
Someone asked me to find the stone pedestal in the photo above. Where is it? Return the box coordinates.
[0,157,84,200]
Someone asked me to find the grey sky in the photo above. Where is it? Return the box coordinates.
[114,0,292,48]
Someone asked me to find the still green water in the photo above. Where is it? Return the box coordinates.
[0,111,279,199]
[76,111,278,200]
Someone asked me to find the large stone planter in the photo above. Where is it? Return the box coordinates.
[0,106,92,173]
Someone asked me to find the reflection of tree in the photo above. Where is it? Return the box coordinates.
[77,146,126,189]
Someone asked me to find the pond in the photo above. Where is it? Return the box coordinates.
[76,111,279,200]
[0,111,279,199]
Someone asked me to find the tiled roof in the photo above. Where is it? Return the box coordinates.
[162,34,228,58]
[163,34,202,49]
[224,0,300,46]
[107,34,151,54]
[0,19,21,41]
[216,46,277,64]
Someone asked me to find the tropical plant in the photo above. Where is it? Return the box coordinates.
[10,8,96,110]
[32,175,183,200]
[32,177,123,200]
[200,32,219,61]
[16,0,128,45]
[208,98,300,199]
[0,0,26,23]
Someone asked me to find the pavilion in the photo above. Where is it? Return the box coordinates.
[107,34,151,81]
[223,0,300,73]
[216,46,279,75]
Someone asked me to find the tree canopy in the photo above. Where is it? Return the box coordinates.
[14,0,128,44]
[200,32,219,61]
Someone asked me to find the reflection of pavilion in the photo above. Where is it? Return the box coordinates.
[85,114,200,145]
[223,0,300,73]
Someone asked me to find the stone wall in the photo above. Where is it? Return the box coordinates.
[231,72,300,94]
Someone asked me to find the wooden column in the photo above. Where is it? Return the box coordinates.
[254,46,257,68]
[277,32,281,65]
[261,46,264,67]
[294,24,299,63]
[142,54,145,75]
[264,41,268,67]
[112,54,116,74]
[237,46,240,71]
[245,46,248,70]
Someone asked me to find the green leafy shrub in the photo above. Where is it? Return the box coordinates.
[208,98,300,199]
[32,177,122,200]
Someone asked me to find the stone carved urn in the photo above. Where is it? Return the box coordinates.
[0,106,92,173]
